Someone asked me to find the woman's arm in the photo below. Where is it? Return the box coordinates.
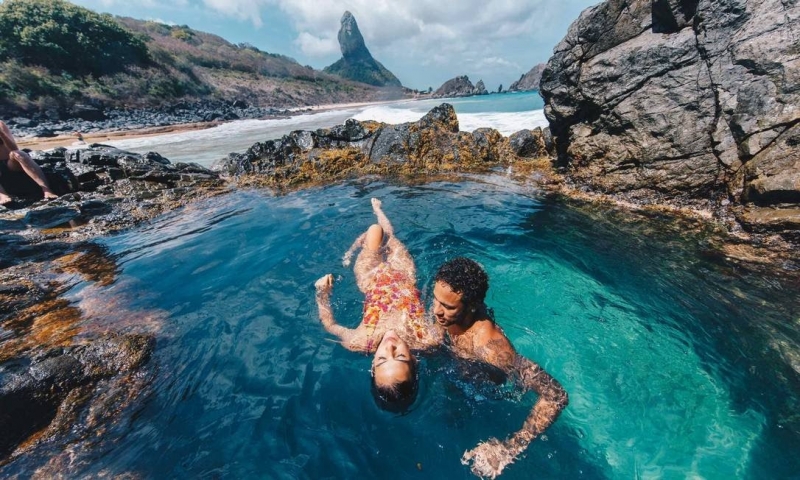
[315,274,361,351]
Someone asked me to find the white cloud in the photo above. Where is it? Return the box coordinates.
[75,0,600,88]
[295,32,339,57]
[202,0,272,27]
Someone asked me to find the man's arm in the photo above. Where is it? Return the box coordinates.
[462,332,568,478]
[0,121,19,151]
[315,274,360,351]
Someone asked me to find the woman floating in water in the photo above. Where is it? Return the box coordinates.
[314,198,442,412]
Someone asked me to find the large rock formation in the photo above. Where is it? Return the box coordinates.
[540,0,800,237]
[432,75,489,98]
[508,63,546,92]
[323,11,402,87]
[212,104,553,185]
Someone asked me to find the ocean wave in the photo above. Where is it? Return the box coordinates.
[353,106,548,136]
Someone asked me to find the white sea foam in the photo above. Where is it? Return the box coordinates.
[100,95,548,166]
[352,105,548,136]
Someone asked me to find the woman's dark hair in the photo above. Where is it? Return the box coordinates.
[371,360,419,413]
[434,257,489,307]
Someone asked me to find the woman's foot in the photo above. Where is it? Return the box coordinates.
[42,188,58,200]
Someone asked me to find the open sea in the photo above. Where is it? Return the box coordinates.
[3,93,799,479]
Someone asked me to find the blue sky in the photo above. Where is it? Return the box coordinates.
[67,0,600,91]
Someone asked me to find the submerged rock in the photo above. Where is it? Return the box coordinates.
[0,333,154,460]
[540,0,800,240]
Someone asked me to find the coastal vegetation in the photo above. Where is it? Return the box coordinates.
[0,0,399,115]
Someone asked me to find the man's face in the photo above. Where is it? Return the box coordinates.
[432,281,469,327]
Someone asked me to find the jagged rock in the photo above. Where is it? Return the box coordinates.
[432,75,487,99]
[509,128,549,158]
[508,63,546,92]
[540,0,800,238]
[474,80,488,95]
[23,206,81,229]
[212,103,514,184]
[323,11,402,87]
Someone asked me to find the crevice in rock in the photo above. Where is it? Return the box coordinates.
[692,11,730,198]
[600,55,701,109]
[738,118,800,161]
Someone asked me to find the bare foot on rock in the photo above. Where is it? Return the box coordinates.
[42,188,58,200]
[0,192,12,206]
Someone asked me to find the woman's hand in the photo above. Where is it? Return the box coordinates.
[461,438,517,479]
[315,274,334,293]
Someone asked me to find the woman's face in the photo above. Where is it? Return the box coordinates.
[372,330,414,386]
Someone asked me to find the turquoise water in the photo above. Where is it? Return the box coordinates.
[7,177,797,478]
[392,91,544,114]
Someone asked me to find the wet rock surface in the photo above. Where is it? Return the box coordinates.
[540,0,800,242]
[0,145,224,467]
[0,333,154,460]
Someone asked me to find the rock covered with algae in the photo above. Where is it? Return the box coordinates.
[212,103,555,188]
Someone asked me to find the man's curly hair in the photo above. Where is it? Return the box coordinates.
[434,257,489,307]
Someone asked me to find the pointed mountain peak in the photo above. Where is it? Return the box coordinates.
[324,11,402,87]
[338,11,368,59]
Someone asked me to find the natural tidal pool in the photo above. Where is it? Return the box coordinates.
[8,176,799,478]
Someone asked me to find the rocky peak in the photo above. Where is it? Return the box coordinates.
[508,63,546,92]
[432,75,488,99]
[323,11,401,87]
[338,11,368,60]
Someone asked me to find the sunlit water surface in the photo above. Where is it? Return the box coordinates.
[10,177,800,479]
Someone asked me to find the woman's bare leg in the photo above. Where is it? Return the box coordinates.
[370,198,415,278]
[386,236,416,279]
[7,151,57,199]
[370,198,394,236]
[353,224,384,292]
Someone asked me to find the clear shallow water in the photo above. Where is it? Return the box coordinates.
[9,177,798,478]
[101,92,546,167]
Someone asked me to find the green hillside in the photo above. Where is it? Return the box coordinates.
[0,0,405,114]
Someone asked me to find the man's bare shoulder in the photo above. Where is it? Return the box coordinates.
[469,318,516,369]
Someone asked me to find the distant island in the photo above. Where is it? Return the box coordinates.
[432,75,488,99]
[508,63,546,92]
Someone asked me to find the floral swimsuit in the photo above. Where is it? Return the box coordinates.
[362,263,427,351]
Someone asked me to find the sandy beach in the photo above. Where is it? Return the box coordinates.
[17,97,423,152]
[16,121,223,151]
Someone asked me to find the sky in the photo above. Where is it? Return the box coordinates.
[67,0,601,91]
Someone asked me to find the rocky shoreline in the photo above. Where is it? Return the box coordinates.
[4,98,296,140]
[1,101,798,471]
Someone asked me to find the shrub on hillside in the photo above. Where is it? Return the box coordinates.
[0,0,150,76]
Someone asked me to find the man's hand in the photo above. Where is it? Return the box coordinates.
[315,273,334,293]
[461,438,517,479]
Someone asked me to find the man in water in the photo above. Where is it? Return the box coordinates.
[432,257,568,479]
[0,120,58,205]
